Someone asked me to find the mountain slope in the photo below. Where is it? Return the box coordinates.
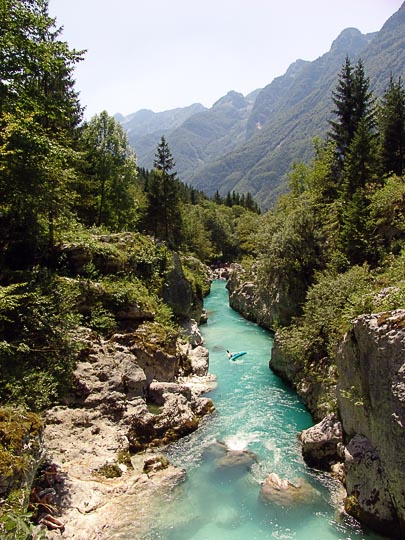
[123,90,259,180]
[117,103,206,166]
[190,3,405,207]
[119,2,405,208]
[189,28,374,206]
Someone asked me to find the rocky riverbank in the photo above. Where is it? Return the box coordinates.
[37,323,216,540]
[226,265,405,539]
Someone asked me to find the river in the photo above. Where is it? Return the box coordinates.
[140,280,382,540]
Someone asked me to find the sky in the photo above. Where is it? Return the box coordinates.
[48,0,404,119]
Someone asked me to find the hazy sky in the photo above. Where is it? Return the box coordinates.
[48,0,403,119]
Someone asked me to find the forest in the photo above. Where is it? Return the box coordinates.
[1,0,405,537]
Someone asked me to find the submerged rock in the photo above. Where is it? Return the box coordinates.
[214,449,258,471]
[259,473,318,506]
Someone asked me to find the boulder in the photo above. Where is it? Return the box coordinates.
[215,449,257,471]
[259,473,317,506]
[127,393,202,453]
[129,344,180,384]
[180,318,204,347]
[299,414,343,469]
[147,381,192,405]
[188,345,209,376]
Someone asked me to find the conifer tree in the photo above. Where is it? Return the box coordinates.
[379,76,405,176]
[329,58,378,266]
[147,136,182,247]
[213,190,223,205]
[329,58,375,173]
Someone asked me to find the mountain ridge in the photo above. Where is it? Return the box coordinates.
[118,2,405,207]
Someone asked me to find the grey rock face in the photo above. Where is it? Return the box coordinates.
[226,264,301,331]
[336,310,405,538]
[343,434,397,531]
[299,414,343,469]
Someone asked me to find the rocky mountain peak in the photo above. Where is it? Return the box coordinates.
[329,27,370,53]
[212,90,247,110]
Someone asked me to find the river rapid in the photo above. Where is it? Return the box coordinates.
[128,280,384,540]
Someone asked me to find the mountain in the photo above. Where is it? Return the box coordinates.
[118,2,405,208]
[119,90,259,178]
[191,27,376,207]
[116,103,207,166]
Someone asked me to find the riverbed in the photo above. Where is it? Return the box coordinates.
[128,280,383,540]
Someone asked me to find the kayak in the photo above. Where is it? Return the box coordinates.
[227,351,247,361]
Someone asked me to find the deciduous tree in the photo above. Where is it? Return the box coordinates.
[80,111,143,230]
[0,0,84,266]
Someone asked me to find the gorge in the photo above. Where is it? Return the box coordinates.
[227,267,405,539]
[1,2,405,539]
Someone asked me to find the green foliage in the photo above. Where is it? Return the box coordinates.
[94,462,122,479]
[0,509,45,540]
[275,264,373,399]
[0,0,84,266]
[79,111,145,231]
[87,304,117,335]
[254,192,328,324]
[379,76,405,177]
[0,408,44,540]
[0,274,81,411]
[181,255,211,300]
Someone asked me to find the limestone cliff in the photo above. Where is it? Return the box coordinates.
[270,335,337,421]
[227,265,335,420]
[336,310,405,538]
[227,263,305,330]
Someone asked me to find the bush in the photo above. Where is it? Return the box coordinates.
[0,274,81,411]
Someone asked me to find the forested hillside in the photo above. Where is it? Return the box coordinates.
[0,2,261,536]
[1,0,405,538]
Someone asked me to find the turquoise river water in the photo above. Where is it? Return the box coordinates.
[138,280,384,540]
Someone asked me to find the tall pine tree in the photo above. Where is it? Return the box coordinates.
[146,136,182,247]
[379,76,405,177]
[329,58,378,266]
[329,57,375,178]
